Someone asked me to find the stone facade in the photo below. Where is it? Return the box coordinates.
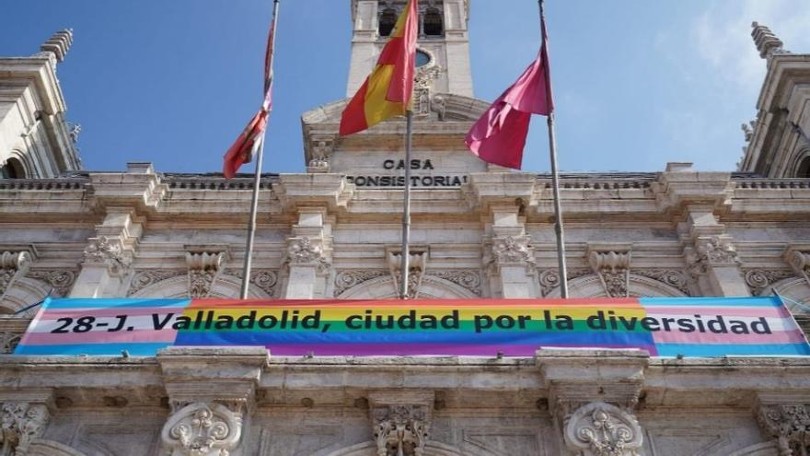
[1,6,810,456]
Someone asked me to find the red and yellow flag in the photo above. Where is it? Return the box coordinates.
[339,0,418,136]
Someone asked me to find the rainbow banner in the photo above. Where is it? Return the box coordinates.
[13,297,810,357]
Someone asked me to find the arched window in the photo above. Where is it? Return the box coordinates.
[379,8,397,37]
[0,157,25,179]
[797,155,810,178]
[423,7,443,36]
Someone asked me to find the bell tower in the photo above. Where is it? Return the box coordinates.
[347,0,473,99]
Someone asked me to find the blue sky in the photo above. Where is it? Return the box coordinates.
[1,1,809,175]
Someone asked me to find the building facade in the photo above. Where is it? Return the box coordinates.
[1,3,810,455]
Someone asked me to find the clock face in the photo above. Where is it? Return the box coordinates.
[415,50,431,67]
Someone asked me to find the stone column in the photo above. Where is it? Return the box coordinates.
[157,347,268,456]
[538,349,649,456]
[283,208,332,299]
[0,389,54,456]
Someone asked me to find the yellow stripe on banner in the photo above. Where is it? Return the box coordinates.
[363,64,405,128]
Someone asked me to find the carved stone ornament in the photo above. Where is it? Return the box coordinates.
[186,252,224,298]
[744,269,796,296]
[635,269,692,296]
[564,402,643,456]
[695,236,740,267]
[387,250,428,299]
[372,405,430,456]
[82,236,132,275]
[128,269,186,296]
[757,404,810,456]
[787,250,810,277]
[0,251,30,297]
[308,138,333,173]
[491,235,534,265]
[333,270,388,297]
[161,402,242,456]
[0,402,50,456]
[427,270,481,296]
[286,237,330,272]
[24,270,77,298]
[751,21,788,59]
[228,269,279,297]
[589,251,631,298]
[0,332,21,355]
[430,95,446,121]
[538,269,561,297]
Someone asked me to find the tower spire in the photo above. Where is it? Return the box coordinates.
[751,22,786,59]
[39,29,74,63]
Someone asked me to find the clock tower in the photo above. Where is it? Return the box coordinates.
[346,0,473,98]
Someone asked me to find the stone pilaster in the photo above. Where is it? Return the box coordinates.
[654,163,747,296]
[71,163,164,298]
[538,349,648,456]
[0,389,54,456]
[283,208,333,299]
[157,347,268,456]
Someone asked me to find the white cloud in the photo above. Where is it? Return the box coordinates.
[692,0,810,91]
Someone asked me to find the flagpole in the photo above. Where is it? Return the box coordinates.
[539,0,569,298]
[240,0,280,299]
[399,110,414,299]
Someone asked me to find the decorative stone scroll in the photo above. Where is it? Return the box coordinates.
[0,251,30,297]
[635,269,692,296]
[563,402,643,456]
[161,402,242,456]
[227,270,278,298]
[186,252,224,299]
[589,250,631,298]
[0,402,50,456]
[82,236,132,276]
[371,405,430,456]
[427,270,481,296]
[756,404,810,456]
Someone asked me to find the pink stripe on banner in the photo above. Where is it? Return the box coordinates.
[645,307,791,318]
[652,329,806,345]
[21,329,177,345]
[39,308,181,319]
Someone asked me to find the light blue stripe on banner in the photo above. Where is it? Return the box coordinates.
[43,298,191,310]
[640,297,782,308]
[656,343,810,357]
[13,342,172,356]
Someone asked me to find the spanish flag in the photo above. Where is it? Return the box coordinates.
[339,0,418,136]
